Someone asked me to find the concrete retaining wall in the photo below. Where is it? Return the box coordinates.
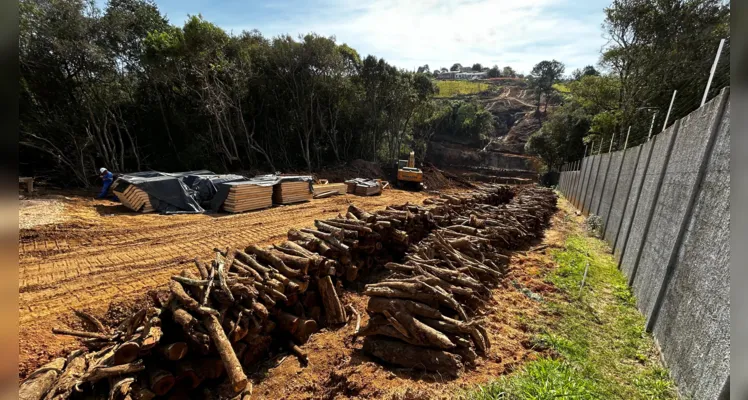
[557,88,730,399]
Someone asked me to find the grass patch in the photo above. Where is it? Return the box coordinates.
[463,200,677,399]
[435,80,491,97]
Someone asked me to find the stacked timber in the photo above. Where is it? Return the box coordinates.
[312,182,347,195]
[25,185,558,399]
[345,178,382,196]
[113,182,155,213]
[273,181,312,205]
[358,186,558,377]
[222,182,273,213]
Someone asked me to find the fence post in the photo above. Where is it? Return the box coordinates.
[628,119,682,287]
[647,112,657,141]
[571,160,580,204]
[646,87,729,332]
[603,127,631,241]
[594,133,617,216]
[701,38,726,107]
[662,90,677,131]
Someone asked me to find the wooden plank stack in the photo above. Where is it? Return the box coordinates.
[354,182,381,196]
[113,183,155,213]
[312,183,347,195]
[273,181,312,205]
[222,182,273,213]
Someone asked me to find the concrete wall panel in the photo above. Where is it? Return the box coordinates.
[581,155,598,214]
[605,146,641,247]
[652,98,729,400]
[599,151,622,232]
[632,95,725,321]
[590,154,610,216]
[620,126,675,280]
[615,141,653,260]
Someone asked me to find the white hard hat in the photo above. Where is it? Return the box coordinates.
[99,168,107,173]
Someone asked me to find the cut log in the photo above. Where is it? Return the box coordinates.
[159,342,188,361]
[114,341,141,365]
[148,368,175,396]
[19,357,65,400]
[246,245,302,278]
[318,276,347,325]
[362,337,463,377]
[202,314,248,393]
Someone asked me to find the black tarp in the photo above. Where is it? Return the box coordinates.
[113,171,313,214]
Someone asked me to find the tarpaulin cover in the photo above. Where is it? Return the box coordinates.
[113,171,313,214]
[113,170,248,214]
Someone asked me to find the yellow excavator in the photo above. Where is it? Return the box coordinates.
[396,151,424,190]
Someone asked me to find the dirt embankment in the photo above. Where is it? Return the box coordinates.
[18,189,432,378]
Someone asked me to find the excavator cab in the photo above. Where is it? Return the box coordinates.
[396,151,424,190]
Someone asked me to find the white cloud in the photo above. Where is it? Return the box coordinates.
[223,0,608,74]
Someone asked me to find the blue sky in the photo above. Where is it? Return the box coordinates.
[140,0,612,74]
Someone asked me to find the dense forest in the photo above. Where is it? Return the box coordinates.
[20,0,458,187]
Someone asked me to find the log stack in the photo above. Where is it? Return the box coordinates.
[23,185,558,399]
[357,186,557,376]
[221,182,273,213]
[113,182,155,213]
[273,181,313,205]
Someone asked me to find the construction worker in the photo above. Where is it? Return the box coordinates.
[97,167,114,199]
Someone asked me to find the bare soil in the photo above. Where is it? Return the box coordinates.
[18,189,433,378]
[19,187,569,400]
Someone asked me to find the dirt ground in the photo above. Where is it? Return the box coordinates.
[18,189,435,378]
[19,188,572,399]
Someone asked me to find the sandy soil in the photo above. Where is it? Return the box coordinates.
[18,189,434,378]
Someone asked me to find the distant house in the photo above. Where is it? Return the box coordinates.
[437,71,487,80]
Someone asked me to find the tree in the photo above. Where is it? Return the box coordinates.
[450,63,462,71]
[440,67,448,73]
[417,64,430,74]
[487,65,501,78]
[471,63,482,72]
[601,0,729,143]
[571,65,600,80]
[19,0,443,184]
[501,66,516,77]
[529,60,565,111]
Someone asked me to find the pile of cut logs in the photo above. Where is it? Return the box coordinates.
[358,187,557,376]
[20,185,556,399]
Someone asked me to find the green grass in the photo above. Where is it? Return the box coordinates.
[435,80,491,97]
[462,204,677,399]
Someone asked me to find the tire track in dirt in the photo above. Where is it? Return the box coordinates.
[18,190,433,377]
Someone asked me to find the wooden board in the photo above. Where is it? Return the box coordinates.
[114,184,155,213]
[312,183,347,195]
